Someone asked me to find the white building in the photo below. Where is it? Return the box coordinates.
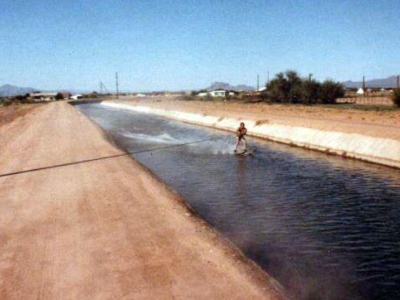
[209,90,227,97]
[196,90,238,98]
[258,87,267,92]
[70,94,83,100]
[356,88,364,95]
[29,92,57,101]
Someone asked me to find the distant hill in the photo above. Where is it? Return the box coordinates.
[342,76,399,89]
[0,84,36,97]
[206,82,255,92]
[0,84,90,97]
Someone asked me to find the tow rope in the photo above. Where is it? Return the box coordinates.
[0,138,216,178]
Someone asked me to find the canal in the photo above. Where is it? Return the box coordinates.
[77,103,400,300]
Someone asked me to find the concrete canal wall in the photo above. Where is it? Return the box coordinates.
[102,101,400,169]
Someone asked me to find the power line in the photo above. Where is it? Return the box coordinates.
[99,81,109,94]
[0,138,216,178]
[257,74,260,91]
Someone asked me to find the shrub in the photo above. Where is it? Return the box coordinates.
[392,89,400,107]
[267,70,303,103]
[319,80,345,104]
[266,71,345,104]
[302,80,321,104]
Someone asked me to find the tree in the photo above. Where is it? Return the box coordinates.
[266,72,345,104]
[286,70,303,103]
[56,92,65,100]
[391,89,400,107]
[319,80,345,104]
[266,71,303,103]
[302,80,321,104]
[266,72,289,103]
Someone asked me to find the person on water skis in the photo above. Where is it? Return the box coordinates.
[234,122,248,153]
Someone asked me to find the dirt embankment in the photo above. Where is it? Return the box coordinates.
[0,104,41,128]
[0,102,285,300]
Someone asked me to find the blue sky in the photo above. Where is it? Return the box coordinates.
[0,0,399,91]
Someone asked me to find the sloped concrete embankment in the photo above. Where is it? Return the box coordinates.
[101,101,400,169]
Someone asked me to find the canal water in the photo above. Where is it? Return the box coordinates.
[76,103,400,300]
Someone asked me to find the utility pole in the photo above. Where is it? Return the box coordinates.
[397,75,399,89]
[116,72,119,99]
[99,81,102,95]
[257,74,260,92]
[362,76,366,96]
[267,70,270,85]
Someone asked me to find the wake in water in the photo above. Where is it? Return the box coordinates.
[122,130,236,155]
[199,139,236,155]
[122,131,183,144]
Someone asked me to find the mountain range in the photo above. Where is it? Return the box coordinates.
[0,84,36,97]
[0,84,91,97]
[342,75,399,88]
[206,76,400,91]
[205,82,255,92]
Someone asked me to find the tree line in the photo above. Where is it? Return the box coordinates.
[263,70,345,104]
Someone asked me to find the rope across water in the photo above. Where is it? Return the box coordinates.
[0,138,216,178]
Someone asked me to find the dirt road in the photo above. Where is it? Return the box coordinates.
[0,102,285,299]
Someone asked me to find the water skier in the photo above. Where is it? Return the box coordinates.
[234,122,247,153]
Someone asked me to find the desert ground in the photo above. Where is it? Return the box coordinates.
[0,104,41,127]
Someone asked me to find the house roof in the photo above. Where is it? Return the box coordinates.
[29,92,57,97]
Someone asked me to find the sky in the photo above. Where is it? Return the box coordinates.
[0,0,399,92]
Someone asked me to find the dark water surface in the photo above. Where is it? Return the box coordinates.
[77,104,400,300]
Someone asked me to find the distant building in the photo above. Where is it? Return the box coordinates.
[356,88,364,95]
[70,94,83,100]
[197,89,239,98]
[210,90,227,97]
[29,92,57,101]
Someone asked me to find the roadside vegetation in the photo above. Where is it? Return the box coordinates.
[0,95,28,106]
[176,70,398,111]
[186,71,346,105]
[392,89,400,107]
[264,71,345,104]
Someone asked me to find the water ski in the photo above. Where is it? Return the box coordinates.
[234,150,254,156]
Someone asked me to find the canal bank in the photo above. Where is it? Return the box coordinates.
[0,102,286,300]
[101,99,400,169]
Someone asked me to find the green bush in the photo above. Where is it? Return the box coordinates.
[267,71,301,103]
[319,80,345,104]
[265,71,344,104]
[302,80,321,104]
[392,89,400,107]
